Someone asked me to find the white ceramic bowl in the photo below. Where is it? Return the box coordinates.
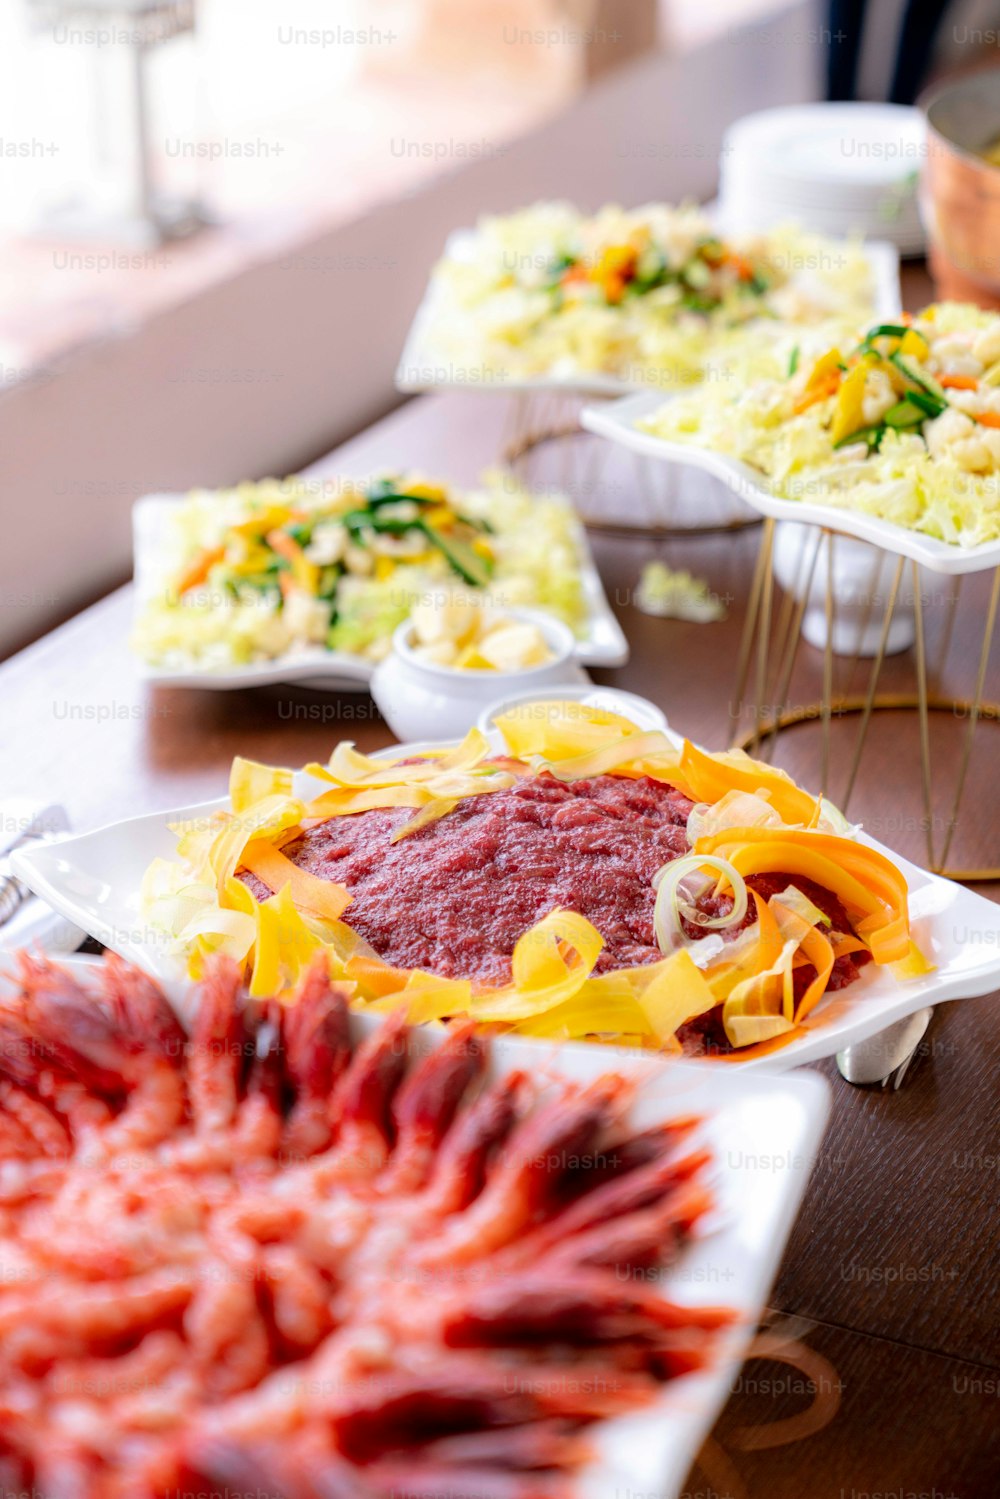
[370,608,587,742]
[772,522,917,657]
[476,683,674,740]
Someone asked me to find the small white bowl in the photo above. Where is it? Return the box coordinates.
[477,684,673,740]
[370,608,587,743]
[772,522,917,657]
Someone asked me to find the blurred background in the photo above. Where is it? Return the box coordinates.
[3,0,1000,654]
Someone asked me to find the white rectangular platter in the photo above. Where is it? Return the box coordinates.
[131,491,629,690]
[396,234,901,396]
[0,949,831,1499]
[12,730,1000,1074]
[582,390,1000,577]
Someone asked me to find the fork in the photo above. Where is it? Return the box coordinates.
[836,1007,934,1090]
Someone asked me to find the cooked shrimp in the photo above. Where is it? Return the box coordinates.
[0,953,725,1496]
[415,1074,635,1264]
[280,956,352,1162]
[380,1019,487,1193]
[186,958,244,1135]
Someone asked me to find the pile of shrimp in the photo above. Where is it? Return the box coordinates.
[0,952,730,1499]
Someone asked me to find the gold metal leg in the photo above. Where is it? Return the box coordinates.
[932,573,963,689]
[733,518,773,740]
[760,528,823,764]
[821,532,835,797]
[938,564,1000,871]
[841,545,884,698]
[841,554,905,814]
[731,535,999,880]
[749,519,776,756]
[770,526,810,698]
[911,559,936,870]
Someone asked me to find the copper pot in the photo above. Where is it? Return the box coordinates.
[922,69,1000,307]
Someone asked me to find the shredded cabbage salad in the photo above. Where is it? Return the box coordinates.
[141,701,928,1061]
[641,302,1000,547]
[420,202,879,387]
[133,471,587,670]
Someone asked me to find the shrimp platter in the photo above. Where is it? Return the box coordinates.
[0,952,734,1499]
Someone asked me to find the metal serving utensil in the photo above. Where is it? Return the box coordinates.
[836,1007,934,1089]
[0,802,71,930]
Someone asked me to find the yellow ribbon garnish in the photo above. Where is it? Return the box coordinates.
[145,702,916,1055]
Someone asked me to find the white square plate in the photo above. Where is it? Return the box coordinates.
[132,492,629,690]
[0,950,830,1498]
[12,730,1000,1072]
[581,390,1000,578]
[396,235,901,396]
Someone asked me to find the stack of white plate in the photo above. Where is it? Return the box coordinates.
[718,103,925,256]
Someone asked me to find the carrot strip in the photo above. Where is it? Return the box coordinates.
[715,1026,804,1062]
[940,374,979,390]
[792,373,841,414]
[678,741,820,827]
[725,250,756,282]
[694,826,910,965]
[173,546,225,596]
[241,839,352,922]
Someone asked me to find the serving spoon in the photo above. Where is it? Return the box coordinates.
[836,1007,934,1089]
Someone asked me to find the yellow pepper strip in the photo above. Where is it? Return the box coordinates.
[724,1012,798,1050]
[230,505,293,539]
[239,838,351,923]
[311,727,492,790]
[390,798,459,843]
[170,816,223,874]
[494,701,648,761]
[890,941,936,979]
[633,949,718,1045]
[180,898,257,979]
[803,347,844,390]
[467,910,604,1023]
[208,794,307,899]
[678,741,819,827]
[248,883,327,1000]
[899,328,929,360]
[404,481,449,503]
[223,873,257,917]
[769,897,835,1023]
[721,923,799,1043]
[230,757,294,815]
[715,1026,804,1062]
[514,973,653,1042]
[305,785,431,820]
[695,827,910,965]
[829,361,870,445]
[365,970,473,1024]
[304,771,513,826]
[538,731,679,783]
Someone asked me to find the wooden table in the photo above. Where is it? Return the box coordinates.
[2,288,998,1499]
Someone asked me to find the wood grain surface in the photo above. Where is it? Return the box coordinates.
[1,263,997,1497]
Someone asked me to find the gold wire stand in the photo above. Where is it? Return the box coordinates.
[499,390,763,540]
[733,518,1000,882]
